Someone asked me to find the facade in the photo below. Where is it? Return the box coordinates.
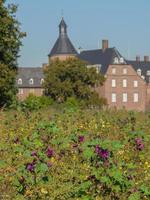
[17,18,150,111]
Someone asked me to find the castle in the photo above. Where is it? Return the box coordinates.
[17,18,150,111]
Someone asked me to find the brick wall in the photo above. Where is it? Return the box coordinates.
[96,64,147,111]
[17,88,44,100]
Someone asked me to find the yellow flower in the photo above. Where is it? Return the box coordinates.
[41,188,48,194]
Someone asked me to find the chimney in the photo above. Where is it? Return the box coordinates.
[102,40,109,51]
[144,56,149,62]
[136,56,140,62]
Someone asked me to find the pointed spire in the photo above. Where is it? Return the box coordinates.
[59,17,67,35]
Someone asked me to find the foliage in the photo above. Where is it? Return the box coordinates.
[44,58,106,107]
[0,63,17,107]
[0,1,25,107]
[0,108,150,199]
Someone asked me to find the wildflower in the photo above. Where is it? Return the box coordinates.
[135,138,144,151]
[41,188,48,194]
[31,151,37,157]
[14,137,19,144]
[26,162,35,172]
[95,145,109,160]
[47,162,52,168]
[46,147,54,158]
[78,135,85,143]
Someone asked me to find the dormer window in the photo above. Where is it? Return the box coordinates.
[18,78,22,85]
[29,78,34,85]
[137,69,141,76]
[120,57,124,63]
[147,70,150,76]
[40,78,44,84]
[114,57,119,64]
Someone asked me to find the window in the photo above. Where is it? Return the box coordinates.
[137,69,141,76]
[133,93,139,102]
[114,57,119,64]
[112,68,116,74]
[123,68,127,74]
[29,78,34,85]
[122,93,128,102]
[112,79,116,87]
[18,89,23,95]
[18,78,22,85]
[123,79,127,87]
[40,79,44,85]
[120,57,124,63]
[147,70,150,76]
[112,93,116,103]
[133,80,138,87]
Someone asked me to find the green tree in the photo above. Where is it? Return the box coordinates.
[0,0,25,107]
[44,58,106,107]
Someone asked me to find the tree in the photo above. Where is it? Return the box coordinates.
[0,0,25,107]
[44,58,106,107]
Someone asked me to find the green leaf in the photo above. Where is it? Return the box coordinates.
[0,160,7,168]
[83,147,94,159]
[36,163,48,173]
[128,192,141,200]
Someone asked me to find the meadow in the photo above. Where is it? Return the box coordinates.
[0,106,150,200]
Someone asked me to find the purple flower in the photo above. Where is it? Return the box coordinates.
[135,138,144,151]
[46,147,54,158]
[47,162,52,168]
[31,151,37,157]
[14,137,19,144]
[78,136,85,143]
[26,163,35,172]
[95,145,109,160]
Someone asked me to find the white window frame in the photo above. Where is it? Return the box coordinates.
[120,57,124,63]
[114,57,119,64]
[123,68,127,74]
[112,93,116,103]
[18,89,23,95]
[40,78,44,85]
[122,93,128,102]
[18,78,22,85]
[29,78,34,85]
[112,68,116,74]
[137,69,141,76]
[123,79,127,87]
[112,79,116,87]
[133,93,139,102]
[133,80,138,88]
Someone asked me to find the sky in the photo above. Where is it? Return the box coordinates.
[6,0,150,67]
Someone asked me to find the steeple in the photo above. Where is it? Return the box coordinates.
[59,18,67,35]
[48,18,77,60]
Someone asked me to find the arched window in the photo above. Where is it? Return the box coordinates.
[29,78,34,85]
[114,57,119,64]
[120,57,124,63]
[18,78,22,85]
[40,78,44,85]
[137,69,141,76]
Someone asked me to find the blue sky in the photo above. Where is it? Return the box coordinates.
[7,0,150,67]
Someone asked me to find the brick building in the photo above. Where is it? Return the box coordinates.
[17,18,150,111]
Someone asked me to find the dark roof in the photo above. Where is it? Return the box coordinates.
[16,67,44,88]
[78,47,126,74]
[49,18,77,57]
[127,60,150,83]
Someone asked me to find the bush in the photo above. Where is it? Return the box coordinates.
[21,95,53,111]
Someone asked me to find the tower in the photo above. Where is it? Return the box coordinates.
[48,18,77,63]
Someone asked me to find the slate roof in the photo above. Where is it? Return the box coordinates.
[127,60,150,83]
[49,18,77,57]
[16,67,44,88]
[78,47,126,74]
